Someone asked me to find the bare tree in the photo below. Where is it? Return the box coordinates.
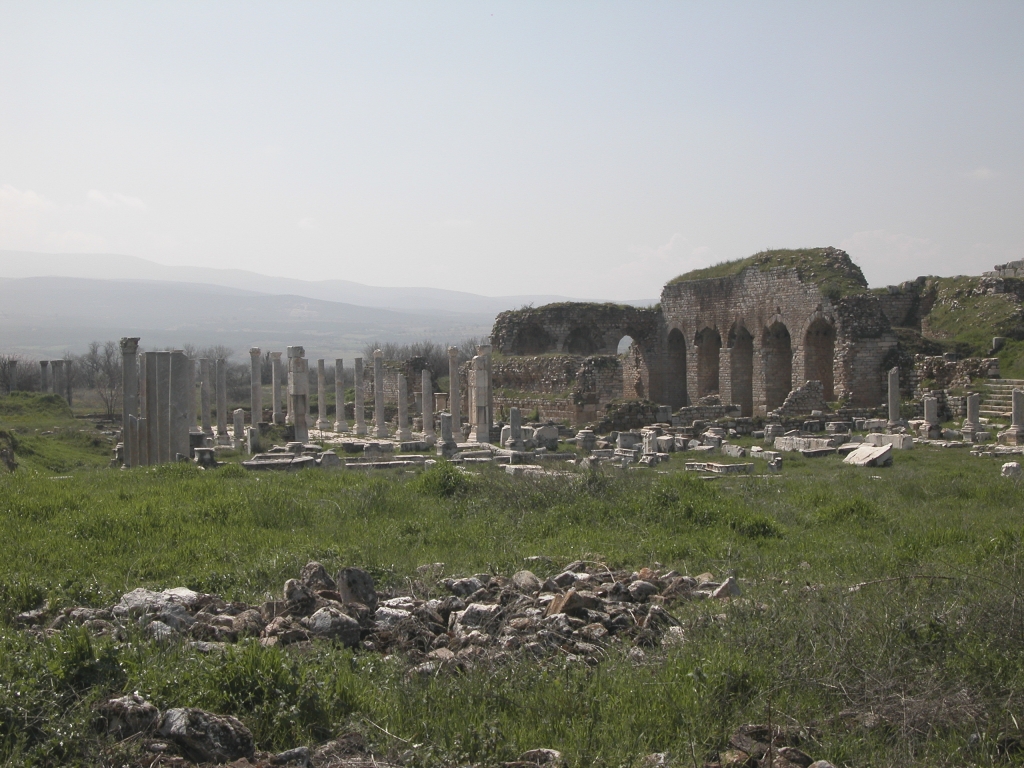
[82,341,122,420]
[0,354,22,394]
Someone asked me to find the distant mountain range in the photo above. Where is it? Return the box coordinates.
[0,251,655,359]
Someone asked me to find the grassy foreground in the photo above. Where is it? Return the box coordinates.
[2,403,1024,765]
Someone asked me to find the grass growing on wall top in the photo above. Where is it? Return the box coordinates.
[667,247,869,300]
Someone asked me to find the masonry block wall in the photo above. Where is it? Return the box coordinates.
[489,248,899,424]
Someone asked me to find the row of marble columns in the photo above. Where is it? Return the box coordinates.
[38,359,71,402]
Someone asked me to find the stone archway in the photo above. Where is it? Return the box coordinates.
[564,326,598,355]
[762,321,792,411]
[665,328,687,408]
[694,326,722,398]
[804,318,836,400]
[728,323,754,417]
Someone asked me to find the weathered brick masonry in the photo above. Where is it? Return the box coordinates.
[490,248,899,422]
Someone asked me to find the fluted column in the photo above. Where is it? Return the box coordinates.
[373,350,387,438]
[249,348,262,425]
[119,337,140,467]
[354,357,366,435]
[448,347,460,428]
[334,358,348,432]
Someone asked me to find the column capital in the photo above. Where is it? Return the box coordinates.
[119,337,140,354]
[250,347,261,358]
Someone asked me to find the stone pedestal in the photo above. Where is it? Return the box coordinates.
[999,388,1024,445]
[397,374,411,441]
[271,352,284,425]
[448,347,461,427]
[216,358,229,444]
[422,368,434,441]
[120,337,140,468]
[288,346,309,444]
[39,361,49,393]
[354,357,366,435]
[334,358,348,432]
[250,348,262,425]
[316,359,330,430]
[962,392,981,442]
[373,350,387,438]
[887,367,901,427]
[169,351,191,461]
[199,358,213,434]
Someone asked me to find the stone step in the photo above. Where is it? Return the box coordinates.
[980,410,1012,418]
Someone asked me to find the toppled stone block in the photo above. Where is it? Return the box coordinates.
[157,708,255,764]
[843,443,893,467]
[1002,462,1022,478]
[865,433,913,450]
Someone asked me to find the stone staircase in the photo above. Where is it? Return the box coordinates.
[981,378,1024,419]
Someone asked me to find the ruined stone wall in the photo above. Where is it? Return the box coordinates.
[491,304,661,357]
[362,357,432,406]
[660,260,896,414]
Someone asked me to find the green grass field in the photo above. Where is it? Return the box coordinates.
[2,394,1024,766]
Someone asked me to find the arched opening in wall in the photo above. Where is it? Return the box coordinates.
[804,319,836,400]
[564,326,598,355]
[728,323,754,417]
[619,335,646,400]
[665,329,687,408]
[694,327,722,398]
[762,322,792,410]
[512,323,555,355]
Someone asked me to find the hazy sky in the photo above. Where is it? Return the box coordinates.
[1,2,1021,299]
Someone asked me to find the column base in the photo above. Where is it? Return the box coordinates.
[316,419,331,430]
[333,421,348,433]
[998,426,1024,445]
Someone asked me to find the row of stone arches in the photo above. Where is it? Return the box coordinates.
[661,318,835,415]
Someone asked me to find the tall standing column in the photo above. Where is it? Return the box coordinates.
[962,392,981,441]
[249,348,262,426]
[470,356,489,443]
[187,355,197,434]
[397,374,411,441]
[354,357,366,435]
[448,347,461,428]
[421,368,434,440]
[39,361,49,393]
[373,350,387,438]
[288,346,309,443]
[169,350,190,461]
[216,358,228,442]
[199,358,213,434]
[334,359,348,433]
[998,388,1024,445]
[271,352,284,425]
[316,359,330,430]
[144,352,159,464]
[479,343,493,433]
[886,367,900,427]
[119,337,140,468]
[128,415,140,467]
[51,360,65,402]
[156,352,171,463]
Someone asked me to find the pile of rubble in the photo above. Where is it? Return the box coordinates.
[17,562,749,668]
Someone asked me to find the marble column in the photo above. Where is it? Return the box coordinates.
[923,397,939,426]
[169,350,191,461]
[354,357,366,435]
[470,355,489,442]
[437,412,457,458]
[137,417,148,466]
[887,367,900,427]
[156,351,171,463]
[421,368,434,440]
[334,359,348,432]
[271,352,284,425]
[250,348,262,425]
[39,360,49,393]
[448,347,461,427]
[216,358,228,442]
[998,388,1024,445]
[233,408,246,444]
[510,406,522,446]
[128,415,140,468]
[143,352,159,464]
[119,337,140,468]
[316,358,330,430]
[199,358,213,434]
[288,346,309,443]
[397,374,411,441]
[479,343,493,432]
[962,392,981,441]
[373,350,387,438]
[187,355,197,433]
[51,360,65,401]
